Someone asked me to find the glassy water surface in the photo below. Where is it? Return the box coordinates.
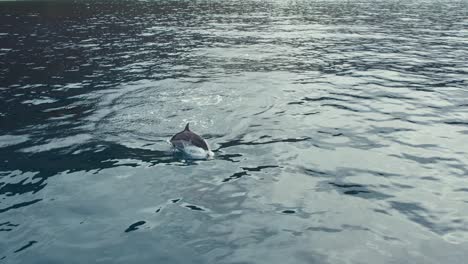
[1,0,468,263]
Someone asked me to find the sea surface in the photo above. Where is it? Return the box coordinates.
[1,0,468,263]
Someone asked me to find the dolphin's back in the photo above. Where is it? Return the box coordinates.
[170,125,209,151]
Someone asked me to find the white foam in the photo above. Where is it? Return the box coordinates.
[173,141,214,160]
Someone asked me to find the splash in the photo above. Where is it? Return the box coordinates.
[171,141,214,160]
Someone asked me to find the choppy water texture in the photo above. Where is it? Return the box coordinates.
[1,0,468,263]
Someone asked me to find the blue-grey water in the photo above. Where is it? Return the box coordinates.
[1,0,468,263]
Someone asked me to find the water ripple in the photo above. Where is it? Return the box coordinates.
[1,0,468,263]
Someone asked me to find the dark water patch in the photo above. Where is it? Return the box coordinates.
[421,176,439,181]
[306,226,341,233]
[394,153,461,165]
[302,168,329,177]
[322,103,361,112]
[214,153,242,162]
[222,165,278,182]
[413,87,435,92]
[184,204,205,212]
[0,222,16,231]
[343,190,371,195]
[303,96,348,102]
[392,183,414,189]
[389,201,458,234]
[13,241,37,253]
[222,171,248,183]
[124,221,146,233]
[329,183,364,189]
[301,111,320,116]
[341,224,372,232]
[241,165,279,172]
[329,182,394,200]
[368,126,416,134]
[0,198,42,214]
[317,130,343,137]
[375,93,415,101]
[390,139,439,149]
[0,142,177,189]
[343,224,400,241]
[444,121,468,126]
[373,209,391,215]
[329,92,373,100]
[217,137,311,150]
[388,117,424,125]
[432,79,465,87]
[304,167,401,180]
[287,101,304,105]
[0,221,19,227]
[0,177,46,196]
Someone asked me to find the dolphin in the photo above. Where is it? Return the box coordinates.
[170,123,214,159]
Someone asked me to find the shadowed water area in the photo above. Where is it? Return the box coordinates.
[1,0,468,263]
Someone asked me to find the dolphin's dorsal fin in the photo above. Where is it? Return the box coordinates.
[184,123,190,131]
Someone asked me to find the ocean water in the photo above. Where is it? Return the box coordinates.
[1,0,468,263]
